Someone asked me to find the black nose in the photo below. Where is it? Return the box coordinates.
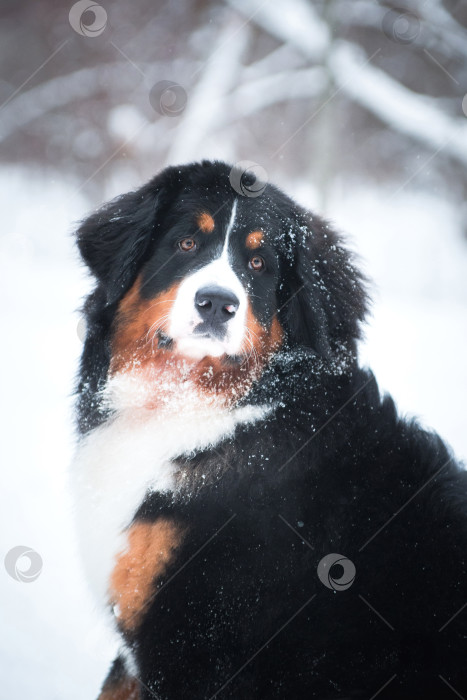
[195,286,239,323]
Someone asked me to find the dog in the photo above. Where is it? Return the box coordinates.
[72,160,467,699]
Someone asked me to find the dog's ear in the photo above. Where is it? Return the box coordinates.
[279,206,368,358]
[76,167,181,305]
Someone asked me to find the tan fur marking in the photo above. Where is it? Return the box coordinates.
[192,306,284,400]
[197,211,215,233]
[110,277,181,373]
[244,304,283,359]
[109,519,184,631]
[268,315,284,350]
[245,230,264,250]
[98,676,140,700]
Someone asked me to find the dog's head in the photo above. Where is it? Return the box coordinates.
[77,161,367,409]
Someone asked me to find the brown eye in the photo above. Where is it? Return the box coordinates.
[249,255,265,271]
[179,237,196,252]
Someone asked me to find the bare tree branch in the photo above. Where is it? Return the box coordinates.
[226,66,327,119]
[226,0,330,61]
[0,64,146,144]
[333,0,467,63]
[329,42,467,166]
[228,0,467,168]
[164,18,250,164]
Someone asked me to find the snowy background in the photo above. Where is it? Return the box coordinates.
[1,1,467,698]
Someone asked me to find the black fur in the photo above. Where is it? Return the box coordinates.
[76,161,467,698]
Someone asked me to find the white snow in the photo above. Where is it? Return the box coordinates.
[0,167,118,699]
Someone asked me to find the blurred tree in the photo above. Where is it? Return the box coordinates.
[0,0,466,211]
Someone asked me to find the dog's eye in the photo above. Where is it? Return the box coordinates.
[179,238,197,252]
[248,255,265,272]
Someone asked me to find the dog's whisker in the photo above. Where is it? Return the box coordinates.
[143,299,177,313]
[144,314,172,352]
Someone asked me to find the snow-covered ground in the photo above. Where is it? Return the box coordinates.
[1,165,466,699]
[332,186,467,461]
[0,168,117,700]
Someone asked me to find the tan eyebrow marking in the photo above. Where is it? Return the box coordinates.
[196,211,215,233]
[245,230,264,250]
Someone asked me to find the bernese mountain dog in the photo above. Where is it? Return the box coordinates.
[72,160,467,699]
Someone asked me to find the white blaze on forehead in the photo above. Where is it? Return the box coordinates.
[221,199,237,259]
[168,198,248,359]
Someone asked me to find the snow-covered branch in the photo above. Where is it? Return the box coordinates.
[226,0,330,62]
[0,64,145,144]
[227,66,327,119]
[164,18,250,164]
[242,44,306,83]
[414,0,467,53]
[329,42,467,166]
[333,0,467,62]
[227,0,467,168]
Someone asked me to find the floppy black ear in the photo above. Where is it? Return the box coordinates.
[280,207,368,358]
[76,166,185,305]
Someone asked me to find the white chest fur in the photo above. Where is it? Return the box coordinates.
[71,384,269,608]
